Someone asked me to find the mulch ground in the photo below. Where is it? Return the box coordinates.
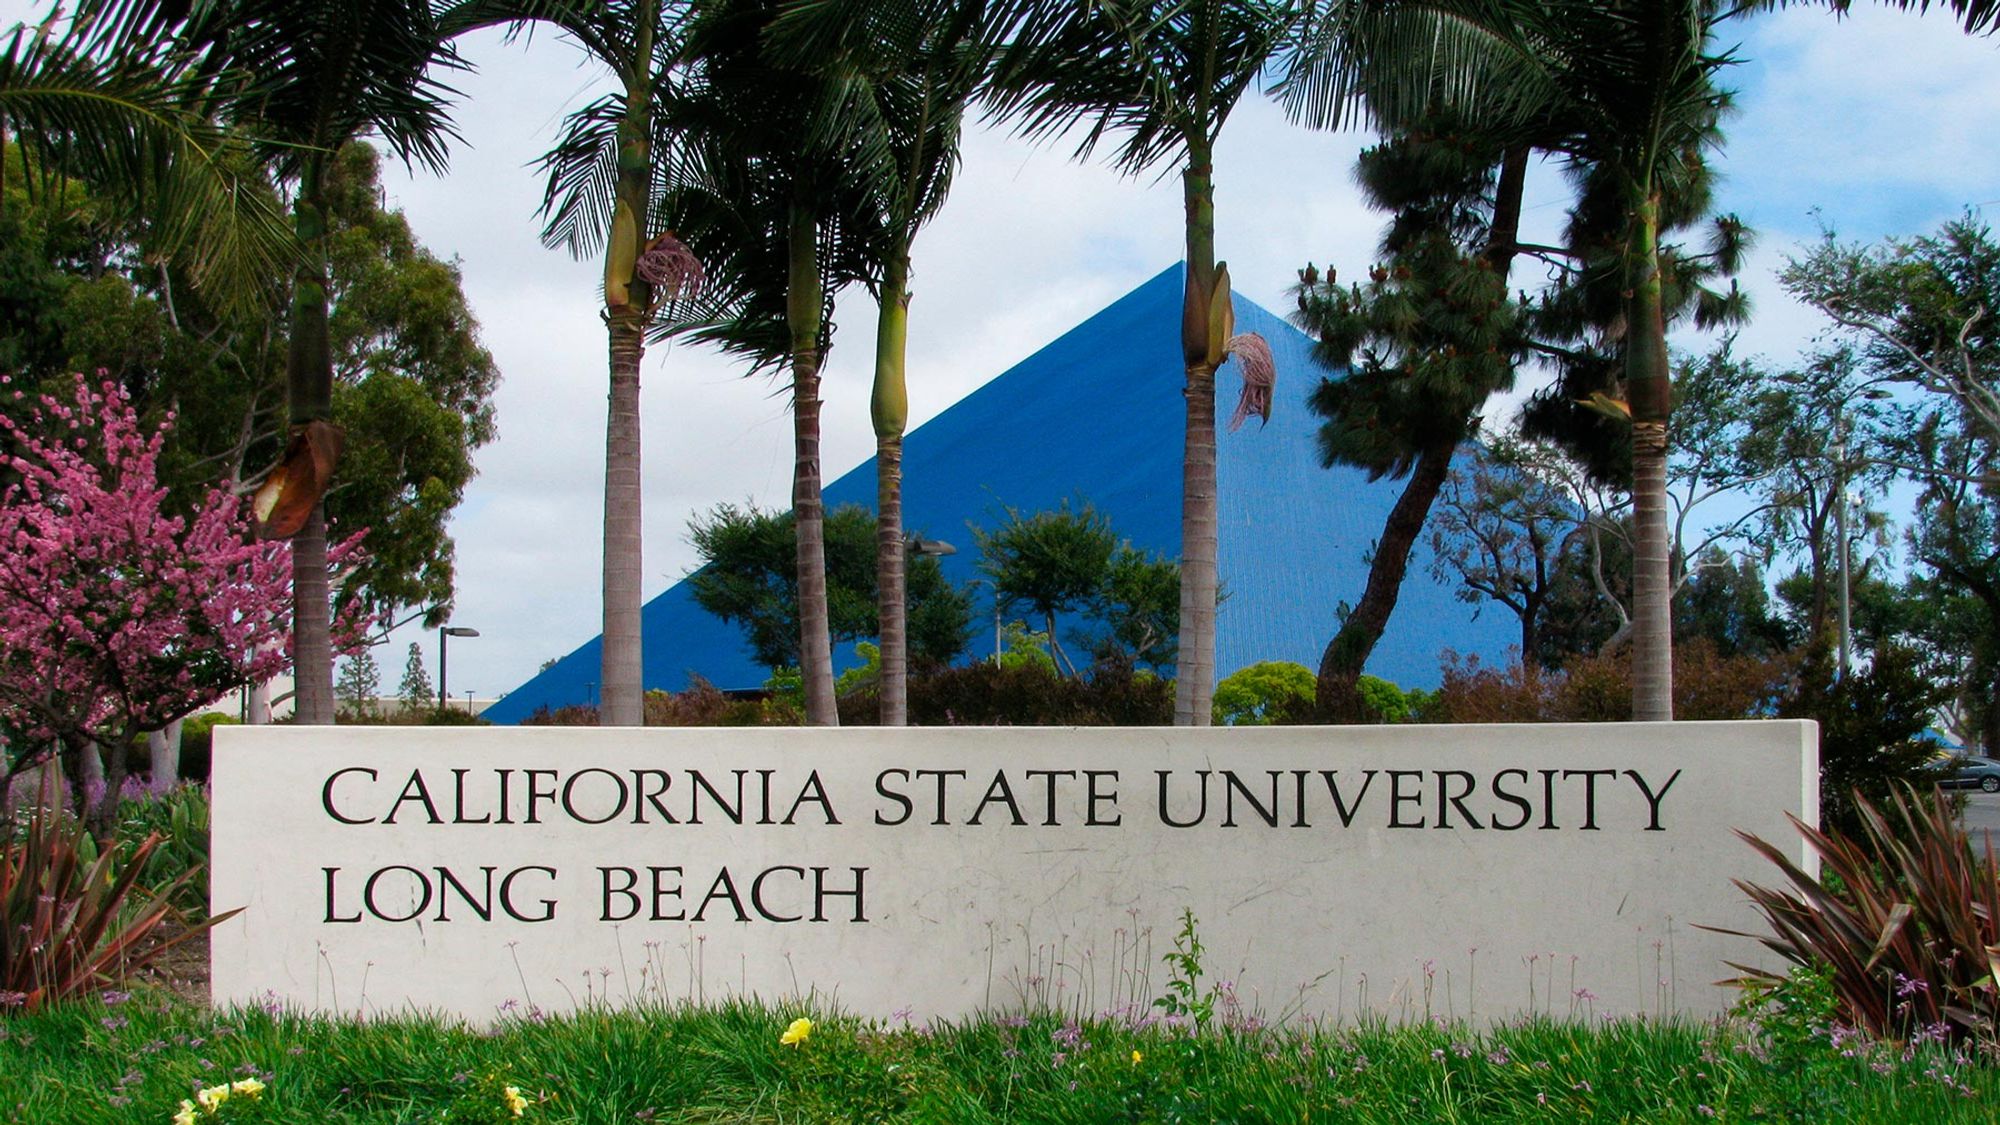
[134,922,209,1007]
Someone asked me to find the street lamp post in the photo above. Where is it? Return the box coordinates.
[964,577,1003,667]
[439,626,480,711]
[1777,368,1892,680]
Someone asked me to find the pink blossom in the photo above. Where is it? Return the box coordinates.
[0,376,367,808]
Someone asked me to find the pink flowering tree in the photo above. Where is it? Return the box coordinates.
[0,375,357,832]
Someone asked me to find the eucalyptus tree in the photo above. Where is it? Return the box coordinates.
[764,0,1000,724]
[527,0,703,727]
[986,0,1295,726]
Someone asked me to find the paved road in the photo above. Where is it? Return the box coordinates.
[1961,791,2000,855]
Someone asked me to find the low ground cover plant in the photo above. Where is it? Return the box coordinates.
[1,991,1996,1123]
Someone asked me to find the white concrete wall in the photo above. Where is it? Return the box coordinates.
[211,722,1816,1024]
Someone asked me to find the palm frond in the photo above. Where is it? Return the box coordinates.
[533,92,624,258]
[1745,0,1999,35]
[0,22,295,313]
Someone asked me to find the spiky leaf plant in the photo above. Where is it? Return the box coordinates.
[1713,786,2000,1043]
[1,783,236,1011]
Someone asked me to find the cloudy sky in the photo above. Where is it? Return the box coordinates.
[11,4,1999,702]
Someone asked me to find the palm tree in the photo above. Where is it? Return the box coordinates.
[1499,2,1737,721]
[765,0,999,724]
[526,0,700,727]
[671,0,885,725]
[986,0,1296,726]
[160,0,490,724]
[1753,0,1998,31]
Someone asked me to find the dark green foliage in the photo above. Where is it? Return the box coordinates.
[973,500,1115,676]
[397,643,433,714]
[1,783,230,1011]
[687,503,969,670]
[1091,546,1181,671]
[898,661,1172,727]
[1297,125,1521,483]
[172,713,236,784]
[1721,786,2000,1047]
[335,650,383,721]
[1777,644,1947,838]
[972,500,1179,676]
[1675,549,1792,658]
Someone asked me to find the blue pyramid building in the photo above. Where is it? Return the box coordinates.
[482,264,1512,722]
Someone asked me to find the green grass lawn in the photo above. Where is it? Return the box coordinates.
[2,991,1994,1123]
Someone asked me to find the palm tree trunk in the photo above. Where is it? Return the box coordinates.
[1314,435,1457,719]
[1626,186,1674,721]
[598,36,656,729]
[789,204,837,726]
[293,507,336,723]
[600,305,646,726]
[1175,154,1219,727]
[874,249,913,726]
[287,162,336,726]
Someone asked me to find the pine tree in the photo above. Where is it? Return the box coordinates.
[397,643,433,717]
[337,649,382,719]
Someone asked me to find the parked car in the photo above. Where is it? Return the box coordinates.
[1939,755,2000,793]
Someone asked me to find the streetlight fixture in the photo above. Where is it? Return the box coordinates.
[439,626,480,711]
[905,533,956,558]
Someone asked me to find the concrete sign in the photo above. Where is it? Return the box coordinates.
[211,722,1816,1023]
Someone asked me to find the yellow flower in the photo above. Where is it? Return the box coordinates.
[1131,1049,1144,1065]
[780,1017,813,1046]
[172,1100,197,1125]
[229,1078,266,1099]
[503,1084,529,1117]
[195,1085,230,1112]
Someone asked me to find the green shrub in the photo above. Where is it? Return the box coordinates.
[175,713,237,783]
[1777,643,1945,839]
[1355,674,1419,723]
[901,661,1171,725]
[1212,661,1314,725]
